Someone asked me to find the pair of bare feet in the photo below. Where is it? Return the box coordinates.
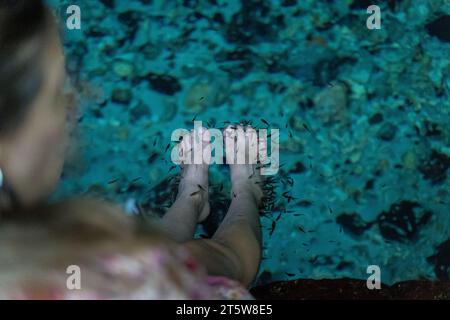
[161,125,264,284]
[176,125,264,225]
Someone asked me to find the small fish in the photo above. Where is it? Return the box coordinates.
[289,131,293,138]
[285,176,294,186]
[297,200,313,207]
[285,273,296,277]
[197,184,206,191]
[190,190,200,196]
[153,137,158,146]
[297,226,306,233]
[219,183,224,192]
[269,221,276,236]
[303,123,311,133]
[282,192,296,203]
[108,178,119,184]
[328,207,333,214]
[192,114,198,122]
[261,118,270,126]
[164,143,171,153]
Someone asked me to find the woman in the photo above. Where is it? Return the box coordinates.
[0,0,263,299]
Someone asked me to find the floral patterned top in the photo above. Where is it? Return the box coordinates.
[0,246,253,300]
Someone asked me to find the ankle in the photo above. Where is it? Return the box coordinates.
[177,188,206,210]
[231,182,263,207]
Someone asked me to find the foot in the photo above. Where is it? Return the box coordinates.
[177,127,210,222]
[225,125,264,207]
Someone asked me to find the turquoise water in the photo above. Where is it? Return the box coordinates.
[49,0,449,286]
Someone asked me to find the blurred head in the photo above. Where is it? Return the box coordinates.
[0,0,68,208]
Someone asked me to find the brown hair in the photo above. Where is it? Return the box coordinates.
[0,198,168,292]
[0,0,56,134]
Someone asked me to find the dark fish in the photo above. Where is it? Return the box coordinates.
[153,137,157,146]
[281,192,296,203]
[108,178,119,184]
[190,191,200,196]
[164,143,171,153]
[285,176,294,186]
[328,207,333,214]
[297,200,313,207]
[197,184,206,191]
[261,118,270,126]
[303,123,311,133]
[297,226,306,233]
[285,273,296,277]
[192,114,198,122]
[269,221,276,236]
[219,183,224,192]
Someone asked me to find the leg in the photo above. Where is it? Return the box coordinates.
[161,128,210,242]
[185,126,263,286]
